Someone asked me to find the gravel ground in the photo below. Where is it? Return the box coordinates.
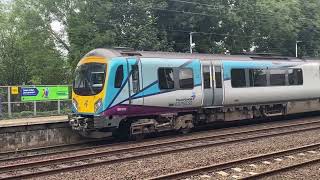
[32,127,320,180]
[265,162,320,180]
[191,146,320,179]
[2,116,319,168]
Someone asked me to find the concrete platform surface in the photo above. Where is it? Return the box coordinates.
[0,116,68,128]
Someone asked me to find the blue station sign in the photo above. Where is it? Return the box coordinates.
[21,88,39,96]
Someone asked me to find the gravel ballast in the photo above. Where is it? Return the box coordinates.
[3,116,317,167]
[32,127,320,180]
[264,162,320,180]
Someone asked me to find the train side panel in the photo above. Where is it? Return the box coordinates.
[223,61,320,106]
[140,58,202,111]
[102,57,203,117]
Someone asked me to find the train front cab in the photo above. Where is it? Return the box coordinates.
[69,55,109,137]
[69,55,144,138]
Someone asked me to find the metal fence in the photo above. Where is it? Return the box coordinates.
[0,85,72,119]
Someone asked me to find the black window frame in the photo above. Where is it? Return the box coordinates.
[230,67,304,88]
[249,69,268,87]
[203,66,211,89]
[158,67,175,90]
[215,66,223,88]
[179,68,194,89]
[131,64,140,93]
[288,68,303,86]
[114,65,124,88]
[269,69,287,86]
[231,69,246,88]
[73,63,107,96]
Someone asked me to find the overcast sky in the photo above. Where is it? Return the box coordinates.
[51,20,63,32]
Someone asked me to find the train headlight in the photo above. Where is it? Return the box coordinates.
[72,99,79,112]
[95,99,103,113]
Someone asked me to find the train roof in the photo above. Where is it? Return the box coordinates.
[85,48,320,62]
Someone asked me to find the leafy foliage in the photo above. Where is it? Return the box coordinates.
[0,0,67,85]
[1,0,320,85]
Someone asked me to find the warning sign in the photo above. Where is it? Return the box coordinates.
[11,86,19,95]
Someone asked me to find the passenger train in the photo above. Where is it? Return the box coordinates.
[69,48,320,138]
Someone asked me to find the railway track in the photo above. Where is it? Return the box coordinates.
[0,140,112,160]
[1,117,320,179]
[149,143,320,180]
[1,116,319,163]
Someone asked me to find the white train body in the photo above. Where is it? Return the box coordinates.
[223,62,320,105]
[69,49,320,138]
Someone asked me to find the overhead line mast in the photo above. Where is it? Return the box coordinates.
[190,32,195,54]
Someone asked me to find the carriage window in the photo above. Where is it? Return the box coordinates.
[179,68,194,89]
[131,65,140,93]
[270,69,286,86]
[231,69,246,88]
[249,69,267,87]
[288,69,303,85]
[114,65,123,88]
[215,66,222,88]
[158,68,174,89]
[203,66,211,89]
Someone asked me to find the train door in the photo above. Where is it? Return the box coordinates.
[213,61,224,106]
[126,57,143,105]
[202,61,214,106]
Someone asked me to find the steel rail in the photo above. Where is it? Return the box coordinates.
[1,116,319,163]
[149,143,320,180]
[1,122,320,179]
[243,158,320,179]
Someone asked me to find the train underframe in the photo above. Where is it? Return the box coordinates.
[69,99,320,139]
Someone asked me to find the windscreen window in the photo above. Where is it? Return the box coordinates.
[73,63,107,96]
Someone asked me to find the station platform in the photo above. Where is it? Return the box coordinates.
[0,115,86,153]
[0,116,68,128]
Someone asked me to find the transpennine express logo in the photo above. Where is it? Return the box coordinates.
[174,92,196,106]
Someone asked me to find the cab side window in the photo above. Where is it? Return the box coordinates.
[114,65,123,88]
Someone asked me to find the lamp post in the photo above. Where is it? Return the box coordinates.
[190,32,196,54]
[296,41,302,58]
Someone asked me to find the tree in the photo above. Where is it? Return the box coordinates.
[252,0,301,56]
[297,0,320,57]
[0,0,68,85]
